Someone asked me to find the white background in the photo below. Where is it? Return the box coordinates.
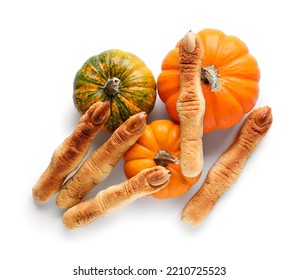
[1,0,298,279]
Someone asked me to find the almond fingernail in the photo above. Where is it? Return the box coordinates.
[91,101,110,125]
[126,112,147,132]
[255,106,272,127]
[147,168,171,187]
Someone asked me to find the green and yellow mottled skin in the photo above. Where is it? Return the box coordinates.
[73,49,156,132]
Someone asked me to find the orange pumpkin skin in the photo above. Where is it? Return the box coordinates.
[157,29,261,132]
[123,120,201,199]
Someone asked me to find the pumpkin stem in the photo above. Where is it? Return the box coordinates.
[154,150,179,167]
[104,77,120,96]
[201,65,220,92]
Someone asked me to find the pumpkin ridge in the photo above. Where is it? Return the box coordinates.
[119,89,141,96]
[198,29,225,65]
[222,36,249,65]
[75,86,103,98]
[169,122,181,150]
[77,67,102,86]
[120,73,150,84]
[113,53,136,80]
[115,66,130,81]
[210,32,227,65]
[88,57,108,82]
[109,50,127,78]
[83,90,103,105]
[119,89,156,114]
[103,50,114,78]
[119,61,145,80]
[120,65,140,82]
[222,77,259,112]
[95,90,109,102]
[121,84,156,92]
[147,125,160,152]
[153,120,179,151]
[125,143,156,160]
[214,91,243,129]
[161,49,179,71]
[120,87,156,99]
[117,91,144,109]
[224,75,260,84]
[220,54,260,80]
[151,120,174,151]
[107,98,127,132]
[223,88,245,115]
[118,94,146,116]
[112,94,132,122]
[205,35,248,67]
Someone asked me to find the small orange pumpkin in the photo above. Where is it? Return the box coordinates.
[157,29,260,132]
[123,119,201,199]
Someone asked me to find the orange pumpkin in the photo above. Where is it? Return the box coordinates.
[123,120,201,199]
[157,29,260,132]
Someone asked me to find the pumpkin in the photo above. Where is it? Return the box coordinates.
[123,119,201,199]
[73,49,156,132]
[157,29,260,132]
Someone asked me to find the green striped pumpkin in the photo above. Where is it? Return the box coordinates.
[73,49,156,132]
